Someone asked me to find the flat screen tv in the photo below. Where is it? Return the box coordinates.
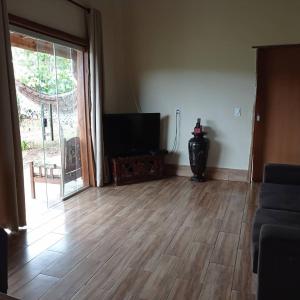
[103,113,160,157]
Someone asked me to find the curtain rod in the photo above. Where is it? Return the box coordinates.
[67,0,90,13]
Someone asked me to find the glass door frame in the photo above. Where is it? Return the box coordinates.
[9,16,95,204]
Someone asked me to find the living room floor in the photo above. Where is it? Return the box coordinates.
[7,177,258,300]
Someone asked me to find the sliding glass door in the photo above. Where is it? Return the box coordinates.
[11,30,89,208]
[35,38,62,207]
[55,44,86,198]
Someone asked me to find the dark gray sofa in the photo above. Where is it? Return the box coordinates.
[0,229,7,294]
[252,163,300,300]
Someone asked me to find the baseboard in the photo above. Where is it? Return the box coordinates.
[165,164,249,182]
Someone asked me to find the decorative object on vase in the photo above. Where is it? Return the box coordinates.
[188,118,209,181]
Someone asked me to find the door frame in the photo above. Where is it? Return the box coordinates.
[9,14,88,48]
[250,48,265,182]
[9,14,96,191]
[250,44,300,182]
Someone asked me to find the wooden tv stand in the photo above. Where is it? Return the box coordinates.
[112,154,164,186]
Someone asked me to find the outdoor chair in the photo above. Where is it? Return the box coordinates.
[29,136,82,199]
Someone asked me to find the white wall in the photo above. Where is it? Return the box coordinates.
[84,0,135,113]
[123,0,300,170]
[6,0,87,38]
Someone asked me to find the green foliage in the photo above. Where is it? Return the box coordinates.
[21,140,31,151]
[12,47,76,95]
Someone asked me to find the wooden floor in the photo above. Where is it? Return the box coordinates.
[7,177,258,300]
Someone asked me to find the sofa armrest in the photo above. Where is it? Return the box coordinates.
[257,224,300,300]
[263,163,300,185]
[0,229,7,294]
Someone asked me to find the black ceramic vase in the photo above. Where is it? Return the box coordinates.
[188,132,209,182]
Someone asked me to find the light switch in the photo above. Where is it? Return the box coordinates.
[234,107,241,117]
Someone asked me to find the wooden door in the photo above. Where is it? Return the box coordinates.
[252,46,300,182]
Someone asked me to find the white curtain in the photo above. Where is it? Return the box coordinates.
[88,9,105,187]
[0,0,26,231]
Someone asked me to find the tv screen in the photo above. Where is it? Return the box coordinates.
[103,113,160,157]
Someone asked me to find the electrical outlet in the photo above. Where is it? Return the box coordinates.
[176,109,181,115]
[234,107,241,117]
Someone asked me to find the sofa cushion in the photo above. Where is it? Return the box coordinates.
[252,208,300,273]
[263,163,300,185]
[260,183,300,212]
